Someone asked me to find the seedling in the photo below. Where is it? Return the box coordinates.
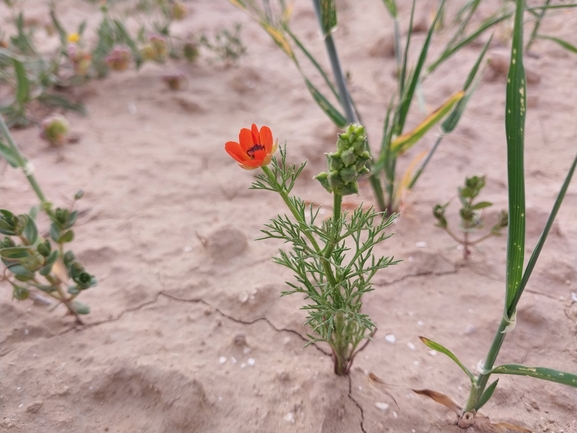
[0,115,96,324]
[433,175,507,259]
[225,123,398,375]
[417,1,577,428]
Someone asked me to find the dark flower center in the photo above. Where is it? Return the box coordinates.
[247,143,265,159]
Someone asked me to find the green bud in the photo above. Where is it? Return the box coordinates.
[74,190,85,200]
[316,123,371,196]
[433,204,448,228]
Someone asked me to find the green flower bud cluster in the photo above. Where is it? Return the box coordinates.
[315,124,371,196]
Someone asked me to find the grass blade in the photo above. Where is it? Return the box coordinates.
[395,0,446,136]
[427,13,511,74]
[489,364,577,388]
[503,0,526,313]
[475,379,499,411]
[113,19,143,68]
[304,78,347,127]
[507,152,577,316]
[419,336,475,383]
[391,90,463,154]
[536,35,577,54]
[381,0,397,18]
[526,0,551,50]
[12,58,29,104]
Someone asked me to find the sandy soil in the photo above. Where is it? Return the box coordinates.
[1,1,576,432]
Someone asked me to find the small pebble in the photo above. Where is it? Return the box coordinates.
[428,350,437,356]
[243,347,251,354]
[571,292,577,302]
[407,342,416,350]
[385,334,396,344]
[219,356,227,365]
[393,411,398,418]
[247,358,255,366]
[183,246,193,252]
[415,242,427,248]
[465,324,476,335]
[284,412,294,422]
[417,321,424,327]
[231,357,237,364]
[375,402,389,411]
[240,363,246,369]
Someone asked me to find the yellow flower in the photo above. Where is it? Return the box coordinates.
[67,33,80,43]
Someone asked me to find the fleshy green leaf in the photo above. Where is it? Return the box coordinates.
[12,58,29,104]
[472,201,492,210]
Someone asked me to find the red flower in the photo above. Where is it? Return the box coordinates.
[225,124,277,170]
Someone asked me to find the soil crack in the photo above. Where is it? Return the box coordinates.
[348,374,366,433]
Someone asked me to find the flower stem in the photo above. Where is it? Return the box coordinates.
[261,165,338,288]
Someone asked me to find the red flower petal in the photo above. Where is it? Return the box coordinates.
[251,124,259,145]
[238,128,254,152]
[225,141,249,163]
[260,126,273,153]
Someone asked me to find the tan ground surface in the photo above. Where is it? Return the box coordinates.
[1,1,576,432]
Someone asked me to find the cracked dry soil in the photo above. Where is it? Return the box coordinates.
[1,1,576,432]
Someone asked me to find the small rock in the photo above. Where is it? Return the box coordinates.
[284,412,294,422]
[233,333,246,346]
[407,342,416,350]
[218,356,227,365]
[385,334,396,344]
[465,324,476,335]
[375,402,389,411]
[247,358,255,366]
[26,401,43,413]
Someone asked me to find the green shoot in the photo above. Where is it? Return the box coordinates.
[433,176,507,260]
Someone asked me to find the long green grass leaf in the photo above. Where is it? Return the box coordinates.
[489,364,577,387]
[537,35,577,54]
[304,78,347,127]
[382,0,397,18]
[427,13,511,74]
[395,0,446,135]
[503,0,526,313]
[507,152,577,316]
[419,336,475,383]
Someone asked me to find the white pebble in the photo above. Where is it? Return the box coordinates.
[358,386,363,391]
[571,292,577,302]
[231,357,237,364]
[243,347,251,354]
[428,350,438,356]
[284,412,294,422]
[415,241,427,248]
[393,411,398,418]
[19,404,23,408]
[218,356,227,365]
[465,324,476,335]
[385,334,396,344]
[283,336,291,344]
[183,246,193,252]
[407,342,416,350]
[417,321,424,327]
[375,402,389,411]
[240,363,246,369]
[247,358,255,366]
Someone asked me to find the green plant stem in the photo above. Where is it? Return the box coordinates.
[314,12,386,212]
[463,316,509,412]
[408,134,443,189]
[470,231,496,245]
[44,272,83,324]
[0,115,48,204]
[261,165,338,288]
